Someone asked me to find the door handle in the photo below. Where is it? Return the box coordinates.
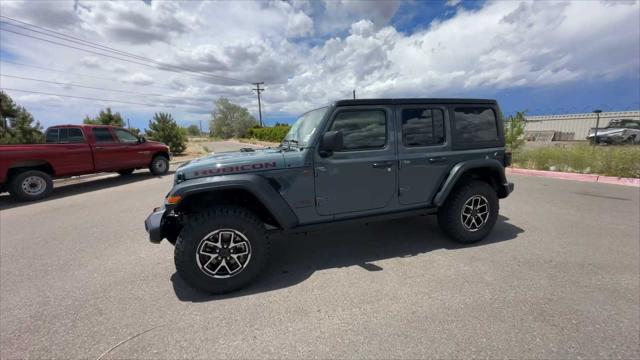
[428,157,446,163]
[372,161,393,168]
[95,147,105,151]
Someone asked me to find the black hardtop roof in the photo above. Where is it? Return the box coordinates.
[333,98,497,106]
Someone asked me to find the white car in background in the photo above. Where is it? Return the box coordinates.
[587,119,640,144]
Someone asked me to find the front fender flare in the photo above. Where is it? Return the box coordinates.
[169,174,298,229]
[433,159,509,207]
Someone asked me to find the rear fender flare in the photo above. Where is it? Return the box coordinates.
[433,159,507,207]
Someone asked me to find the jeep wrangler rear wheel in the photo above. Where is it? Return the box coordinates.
[438,180,499,244]
[174,206,269,294]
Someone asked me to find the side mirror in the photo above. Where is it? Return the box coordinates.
[319,131,343,157]
[138,136,147,143]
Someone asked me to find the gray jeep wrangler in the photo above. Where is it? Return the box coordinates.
[145,98,514,294]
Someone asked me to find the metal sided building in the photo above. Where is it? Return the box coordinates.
[524,111,640,141]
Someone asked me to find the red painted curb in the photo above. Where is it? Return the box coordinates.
[506,168,640,187]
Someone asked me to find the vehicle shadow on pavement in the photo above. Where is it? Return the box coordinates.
[171,215,524,302]
[0,171,174,211]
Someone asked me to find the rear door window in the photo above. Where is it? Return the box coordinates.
[92,128,115,142]
[401,108,445,147]
[453,107,499,144]
[58,128,85,143]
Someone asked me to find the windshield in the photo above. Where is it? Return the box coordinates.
[605,120,640,129]
[282,107,328,148]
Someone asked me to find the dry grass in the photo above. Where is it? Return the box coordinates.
[172,141,209,163]
[512,144,640,178]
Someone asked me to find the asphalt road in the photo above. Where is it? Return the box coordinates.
[1,154,639,358]
[199,140,266,153]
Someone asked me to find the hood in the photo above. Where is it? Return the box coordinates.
[176,148,285,181]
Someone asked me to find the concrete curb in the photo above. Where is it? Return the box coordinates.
[507,168,640,187]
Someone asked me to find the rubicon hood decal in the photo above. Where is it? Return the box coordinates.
[178,148,285,180]
[193,162,278,176]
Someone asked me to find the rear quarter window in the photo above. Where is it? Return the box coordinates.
[45,128,59,143]
[452,106,500,147]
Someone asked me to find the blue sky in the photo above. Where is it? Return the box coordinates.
[0,0,638,131]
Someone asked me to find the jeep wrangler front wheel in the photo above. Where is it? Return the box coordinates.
[174,206,270,294]
[438,180,499,244]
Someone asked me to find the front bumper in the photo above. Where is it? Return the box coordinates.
[145,207,166,243]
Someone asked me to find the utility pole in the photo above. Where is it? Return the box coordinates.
[199,120,203,136]
[127,118,130,129]
[353,89,356,99]
[252,82,264,127]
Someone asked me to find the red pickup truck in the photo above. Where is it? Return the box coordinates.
[0,124,171,201]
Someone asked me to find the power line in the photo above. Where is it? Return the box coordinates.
[0,17,253,84]
[1,59,120,82]
[0,20,253,85]
[1,73,203,103]
[1,15,158,63]
[0,87,165,107]
[0,27,165,69]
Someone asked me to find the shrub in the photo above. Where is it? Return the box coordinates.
[146,112,187,154]
[505,111,526,151]
[248,125,290,142]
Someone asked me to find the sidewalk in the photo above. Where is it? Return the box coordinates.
[507,167,640,187]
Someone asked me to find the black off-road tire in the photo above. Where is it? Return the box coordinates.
[8,170,54,202]
[117,168,135,176]
[149,155,169,176]
[438,180,499,244]
[174,206,270,294]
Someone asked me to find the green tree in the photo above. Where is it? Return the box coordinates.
[505,111,526,151]
[186,124,201,136]
[146,112,187,154]
[83,108,125,126]
[210,97,258,139]
[0,91,44,144]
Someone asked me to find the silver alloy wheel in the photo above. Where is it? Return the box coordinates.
[196,229,252,278]
[21,176,46,196]
[154,158,167,172]
[460,195,490,232]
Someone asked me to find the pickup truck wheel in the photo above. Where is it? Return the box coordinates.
[9,170,53,201]
[117,169,135,176]
[174,206,269,294]
[438,180,499,244]
[149,156,169,175]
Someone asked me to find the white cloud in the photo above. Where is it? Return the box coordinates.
[121,73,154,86]
[445,0,462,7]
[0,0,637,127]
[286,10,314,38]
[79,57,101,69]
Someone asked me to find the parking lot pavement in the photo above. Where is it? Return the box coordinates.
[1,172,638,358]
